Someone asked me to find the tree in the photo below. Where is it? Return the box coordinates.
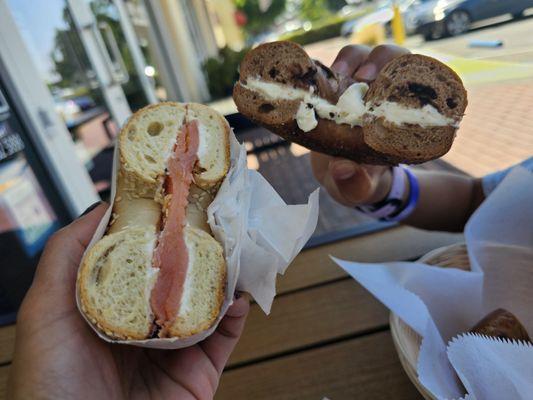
[299,0,330,22]
[325,0,347,12]
[298,0,347,22]
[234,0,287,36]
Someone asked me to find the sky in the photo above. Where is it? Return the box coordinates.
[7,0,69,83]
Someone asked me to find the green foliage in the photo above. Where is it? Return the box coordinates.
[202,47,249,100]
[234,0,287,36]
[325,0,347,11]
[299,0,331,22]
[278,14,348,45]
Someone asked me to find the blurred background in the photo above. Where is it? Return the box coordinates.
[1,0,532,323]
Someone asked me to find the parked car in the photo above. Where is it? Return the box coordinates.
[408,0,533,40]
[341,0,434,38]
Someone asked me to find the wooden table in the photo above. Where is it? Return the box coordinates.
[0,226,462,399]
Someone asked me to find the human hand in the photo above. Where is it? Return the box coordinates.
[311,44,410,207]
[8,203,249,400]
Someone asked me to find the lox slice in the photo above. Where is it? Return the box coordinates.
[151,120,199,329]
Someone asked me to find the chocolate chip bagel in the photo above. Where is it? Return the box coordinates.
[233,41,467,165]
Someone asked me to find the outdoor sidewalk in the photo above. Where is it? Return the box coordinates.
[444,80,533,177]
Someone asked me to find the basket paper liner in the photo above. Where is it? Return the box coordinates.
[332,166,533,400]
[447,333,533,400]
[76,131,319,349]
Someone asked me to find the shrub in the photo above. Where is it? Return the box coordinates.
[202,47,249,100]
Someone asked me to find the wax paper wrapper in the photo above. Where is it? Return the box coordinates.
[332,166,533,399]
[447,333,533,400]
[76,132,319,349]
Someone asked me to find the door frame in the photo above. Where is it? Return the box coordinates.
[66,0,133,126]
[0,2,100,218]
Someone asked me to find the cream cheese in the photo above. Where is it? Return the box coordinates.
[144,233,159,315]
[179,228,195,316]
[296,103,318,132]
[196,122,208,163]
[240,78,455,131]
[370,102,455,128]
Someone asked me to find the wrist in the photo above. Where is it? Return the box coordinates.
[366,167,393,205]
[356,165,418,222]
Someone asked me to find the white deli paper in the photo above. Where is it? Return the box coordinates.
[448,334,533,400]
[333,166,533,399]
[76,132,319,349]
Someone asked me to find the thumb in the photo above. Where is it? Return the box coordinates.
[33,203,108,290]
[332,163,374,207]
[327,160,374,206]
[19,203,108,324]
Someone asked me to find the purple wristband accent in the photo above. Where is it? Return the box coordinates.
[383,167,419,222]
[356,165,406,219]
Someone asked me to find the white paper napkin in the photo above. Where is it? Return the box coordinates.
[448,334,533,400]
[333,166,533,399]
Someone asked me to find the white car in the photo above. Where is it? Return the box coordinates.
[341,0,426,38]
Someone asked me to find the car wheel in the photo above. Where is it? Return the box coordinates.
[385,21,392,37]
[423,22,445,41]
[512,10,525,19]
[445,10,470,36]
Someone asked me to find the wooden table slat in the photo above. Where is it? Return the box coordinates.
[229,279,388,366]
[219,331,424,400]
[0,366,8,400]
[0,326,15,365]
[278,227,462,294]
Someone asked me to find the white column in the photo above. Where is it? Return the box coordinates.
[114,0,158,104]
[144,0,210,102]
[67,0,132,126]
[0,2,99,217]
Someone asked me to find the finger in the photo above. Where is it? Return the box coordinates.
[330,45,371,77]
[354,44,411,82]
[310,151,335,184]
[326,161,374,206]
[332,166,374,205]
[199,294,250,374]
[329,158,359,181]
[34,203,108,285]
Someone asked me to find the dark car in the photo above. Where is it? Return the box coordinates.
[407,0,533,40]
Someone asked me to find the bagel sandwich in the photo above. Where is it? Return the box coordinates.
[77,102,230,340]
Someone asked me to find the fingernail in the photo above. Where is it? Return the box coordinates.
[331,60,349,76]
[332,161,357,180]
[80,201,102,217]
[355,63,377,82]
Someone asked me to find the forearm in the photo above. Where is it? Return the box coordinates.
[402,169,485,232]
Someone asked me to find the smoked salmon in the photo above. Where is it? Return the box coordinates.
[151,120,199,329]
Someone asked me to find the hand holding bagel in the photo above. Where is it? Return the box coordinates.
[312,45,409,209]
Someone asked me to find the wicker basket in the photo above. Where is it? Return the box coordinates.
[389,243,470,400]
